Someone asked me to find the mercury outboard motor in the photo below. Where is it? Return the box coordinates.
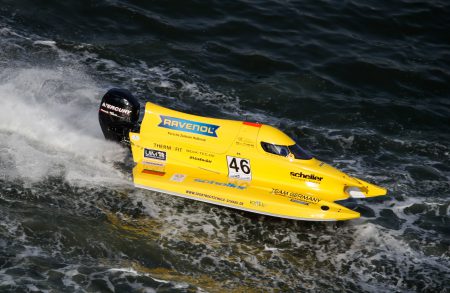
[98,88,140,144]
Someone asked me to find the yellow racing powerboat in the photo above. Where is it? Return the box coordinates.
[99,89,387,221]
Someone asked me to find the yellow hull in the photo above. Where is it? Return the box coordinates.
[133,163,360,221]
[128,101,387,221]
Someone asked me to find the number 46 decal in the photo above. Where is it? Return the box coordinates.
[227,156,252,181]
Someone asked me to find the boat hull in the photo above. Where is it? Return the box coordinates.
[133,162,361,221]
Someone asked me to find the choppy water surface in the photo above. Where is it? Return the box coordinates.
[0,0,449,292]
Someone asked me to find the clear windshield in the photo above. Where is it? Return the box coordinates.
[261,142,289,156]
[288,144,313,160]
[261,141,313,160]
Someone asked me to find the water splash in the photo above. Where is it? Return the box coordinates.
[0,66,128,187]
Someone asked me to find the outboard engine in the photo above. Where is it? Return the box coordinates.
[98,88,140,144]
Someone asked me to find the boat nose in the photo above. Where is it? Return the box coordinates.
[346,178,387,198]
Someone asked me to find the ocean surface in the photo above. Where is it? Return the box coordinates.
[0,0,449,292]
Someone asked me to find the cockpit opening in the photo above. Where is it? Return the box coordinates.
[261,142,313,160]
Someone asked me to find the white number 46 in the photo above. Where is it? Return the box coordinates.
[227,156,252,181]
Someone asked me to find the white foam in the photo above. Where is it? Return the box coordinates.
[59,266,82,290]
[33,40,57,47]
[0,67,129,187]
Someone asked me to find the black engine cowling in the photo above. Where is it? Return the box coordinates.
[98,88,140,144]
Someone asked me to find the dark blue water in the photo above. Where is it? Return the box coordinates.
[0,1,449,292]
